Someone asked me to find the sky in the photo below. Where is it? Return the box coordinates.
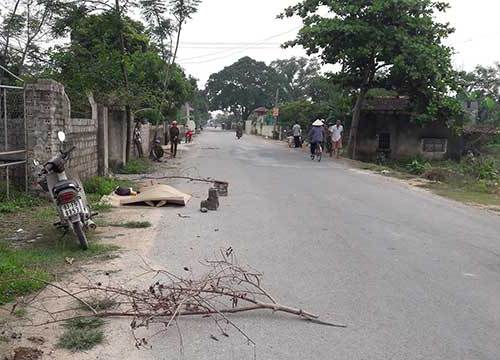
[176,0,500,86]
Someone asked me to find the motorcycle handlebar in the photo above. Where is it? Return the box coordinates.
[62,146,76,159]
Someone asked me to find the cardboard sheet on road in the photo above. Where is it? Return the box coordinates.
[101,182,191,207]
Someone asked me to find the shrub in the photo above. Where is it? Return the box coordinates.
[422,167,449,182]
[463,155,499,181]
[83,177,120,196]
[115,159,151,174]
[405,158,431,175]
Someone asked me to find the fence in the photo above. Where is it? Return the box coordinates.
[0,85,27,198]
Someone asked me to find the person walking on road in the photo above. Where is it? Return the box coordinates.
[292,122,302,148]
[329,120,344,159]
[169,121,180,158]
[309,119,325,160]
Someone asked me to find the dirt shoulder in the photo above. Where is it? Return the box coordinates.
[1,146,196,359]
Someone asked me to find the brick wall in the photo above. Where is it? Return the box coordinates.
[68,117,98,180]
[25,80,99,182]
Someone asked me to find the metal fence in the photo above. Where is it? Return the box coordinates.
[0,84,27,198]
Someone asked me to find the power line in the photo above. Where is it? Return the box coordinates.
[177,26,300,64]
[182,42,282,46]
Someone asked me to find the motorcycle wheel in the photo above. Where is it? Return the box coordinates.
[72,221,88,250]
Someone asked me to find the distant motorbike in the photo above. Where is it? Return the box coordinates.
[236,129,243,139]
[34,131,96,250]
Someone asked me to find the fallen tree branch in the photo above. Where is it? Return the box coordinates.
[26,250,346,348]
[139,175,228,185]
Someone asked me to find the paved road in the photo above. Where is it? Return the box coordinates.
[148,129,500,360]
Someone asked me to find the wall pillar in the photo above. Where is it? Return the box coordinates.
[25,79,71,181]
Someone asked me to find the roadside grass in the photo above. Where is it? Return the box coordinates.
[84,176,137,213]
[115,158,152,175]
[57,317,105,352]
[109,221,152,229]
[0,189,44,214]
[84,176,134,197]
[358,149,500,208]
[0,241,119,305]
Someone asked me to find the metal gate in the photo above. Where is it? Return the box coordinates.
[0,84,27,199]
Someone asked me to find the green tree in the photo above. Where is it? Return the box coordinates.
[279,100,326,131]
[0,0,68,80]
[270,56,321,101]
[46,10,194,143]
[205,56,281,120]
[457,64,500,125]
[281,0,460,159]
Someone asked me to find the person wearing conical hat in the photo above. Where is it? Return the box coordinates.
[308,119,325,160]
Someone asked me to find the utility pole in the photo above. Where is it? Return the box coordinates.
[273,88,280,140]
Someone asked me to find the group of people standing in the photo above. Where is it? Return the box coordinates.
[133,120,186,162]
[291,119,344,160]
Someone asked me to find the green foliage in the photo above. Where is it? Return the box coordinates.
[0,245,50,305]
[116,158,152,174]
[281,0,461,134]
[279,100,326,130]
[205,56,282,119]
[46,10,195,119]
[0,190,44,214]
[405,158,431,175]
[58,317,105,352]
[463,155,499,181]
[270,57,321,101]
[83,177,133,197]
[457,63,500,125]
[0,242,117,305]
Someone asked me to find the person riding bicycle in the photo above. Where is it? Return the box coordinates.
[309,119,325,160]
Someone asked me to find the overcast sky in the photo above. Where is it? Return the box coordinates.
[176,0,500,86]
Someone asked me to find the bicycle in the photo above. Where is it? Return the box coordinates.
[311,142,323,162]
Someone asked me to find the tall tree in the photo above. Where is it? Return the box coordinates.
[0,0,67,79]
[139,0,201,123]
[458,63,500,124]
[281,0,459,159]
[270,57,320,101]
[205,56,281,120]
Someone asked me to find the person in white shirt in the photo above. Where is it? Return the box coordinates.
[329,120,344,159]
[292,123,302,148]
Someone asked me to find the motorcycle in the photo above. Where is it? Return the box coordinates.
[236,129,243,139]
[33,131,96,250]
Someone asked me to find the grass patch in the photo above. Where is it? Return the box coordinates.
[84,177,134,197]
[115,158,152,174]
[80,296,117,312]
[13,307,27,318]
[110,221,152,229]
[430,184,500,207]
[359,154,500,207]
[0,190,44,214]
[0,242,118,305]
[58,317,105,352]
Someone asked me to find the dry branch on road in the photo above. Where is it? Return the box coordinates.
[22,250,346,348]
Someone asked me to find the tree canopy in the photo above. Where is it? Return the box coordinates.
[281,0,461,158]
[270,56,320,102]
[205,56,282,120]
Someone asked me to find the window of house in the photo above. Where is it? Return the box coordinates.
[422,138,447,153]
[378,133,391,150]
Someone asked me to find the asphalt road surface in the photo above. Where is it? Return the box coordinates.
[147,129,500,360]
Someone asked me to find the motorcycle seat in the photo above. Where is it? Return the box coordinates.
[52,180,79,195]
